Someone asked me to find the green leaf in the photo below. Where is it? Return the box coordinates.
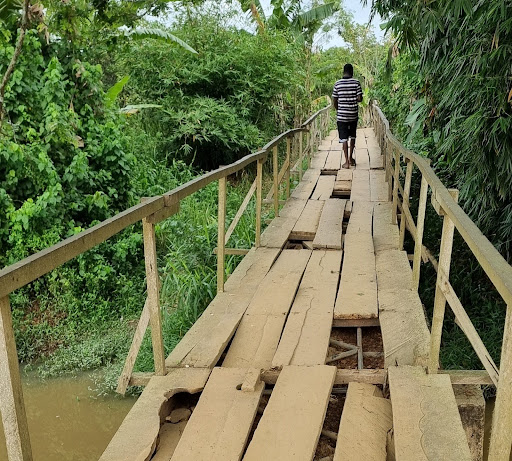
[105,76,130,105]
[122,27,198,54]
[119,104,163,115]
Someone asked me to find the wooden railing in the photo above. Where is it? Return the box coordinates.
[371,102,512,461]
[0,99,331,461]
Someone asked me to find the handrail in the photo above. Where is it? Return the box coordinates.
[0,102,331,299]
[372,104,512,306]
[372,101,512,461]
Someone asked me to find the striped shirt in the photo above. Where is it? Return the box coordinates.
[332,77,363,122]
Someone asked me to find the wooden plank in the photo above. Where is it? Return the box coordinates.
[388,366,472,461]
[291,169,320,200]
[334,382,392,461]
[272,250,341,367]
[346,201,373,235]
[311,175,335,201]
[313,199,346,249]
[0,296,33,461]
[351,170,370,201]
[117,298,150,395]
[370,170,388,202]
[143,219,166,375]
[243,365,336,461]
[336,169,353,181]
[166,247,280,368]
[335,233,378,320]
[290,200,324,240]
[260,216,296,248]
[279,198,308,219]
[373,202,399,253]
[311,150,329,169]
[378,288,430,367]
[170,368,264,461]
[324,150,342,171]
[375,250,412,293]
[355,135,367,149]
[222,250,311,368]
[333,318,380,327]
[355,148,370,170]
[261,368,386,385]
[152,422,187,461]
[100,368,211,461]
[368,146,383,169]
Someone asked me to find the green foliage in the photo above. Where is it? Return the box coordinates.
[116,18,308,168]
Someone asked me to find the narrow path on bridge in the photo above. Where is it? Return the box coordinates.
[101,128,474,461]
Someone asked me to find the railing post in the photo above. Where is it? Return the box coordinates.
[391,149,400,224]
[142,218,166,376]
[285,136,291,199]
[272,145,279,217]
[217,176,227,292]
[399,159,414,249]
[0,296,33,461]
[428,189,459,374]
[299,132,303,181]
[489,303,512,461]
[307,130,312,168]
[411,174,429,291]
[255,157,263,247]
[386,142,392,201]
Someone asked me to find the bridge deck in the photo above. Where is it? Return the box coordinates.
[101,128,473,461]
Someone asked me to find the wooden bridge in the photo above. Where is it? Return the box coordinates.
[1,102,512,461]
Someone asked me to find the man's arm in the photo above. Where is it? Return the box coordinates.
[332,97,338,110]
[357,82,363,103]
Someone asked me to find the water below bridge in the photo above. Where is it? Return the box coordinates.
[0,373,135,461]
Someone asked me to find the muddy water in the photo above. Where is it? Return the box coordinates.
[0,373,136,461]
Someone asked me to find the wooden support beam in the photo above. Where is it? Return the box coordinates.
[356,327,363,370]
[438,270,499,385]
[286,136,291,199]
[299,132,303,181]
[273,145,279,217]
[0,296,33,461]
[143,219,166,376]
[429,189,459,374]
[224,178,256,244]
[255,157,263,247]
[412,175,428,291]
[217,176,227,293]
[213,248,250,256]
[392,150,400,224]
[399,160,413,250]
[261,368,387,386]
[116,298,150,395]
[489,304,512,461]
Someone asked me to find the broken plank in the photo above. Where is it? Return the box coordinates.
[388,366,472,461]
[334,382,393,461]
[152,422,187,461]
[375,249,412,293]
[311,151,329,170]
[311,175,335,201]
[222,250,311,369]
[373,202,399,252]
[335,233,378,320]
[351,170,370,201]
[290,200,324,240]
[170,368,264,461]
[100,368,211,461]
[370,170,388,202]
[272,250,341,367]
[166,248,280,368]
[313,199,346,249]
[243,366,336,461]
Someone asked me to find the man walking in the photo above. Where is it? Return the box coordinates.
[332,64,363,169]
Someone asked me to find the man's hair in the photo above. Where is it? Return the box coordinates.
[343,63,354,77]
